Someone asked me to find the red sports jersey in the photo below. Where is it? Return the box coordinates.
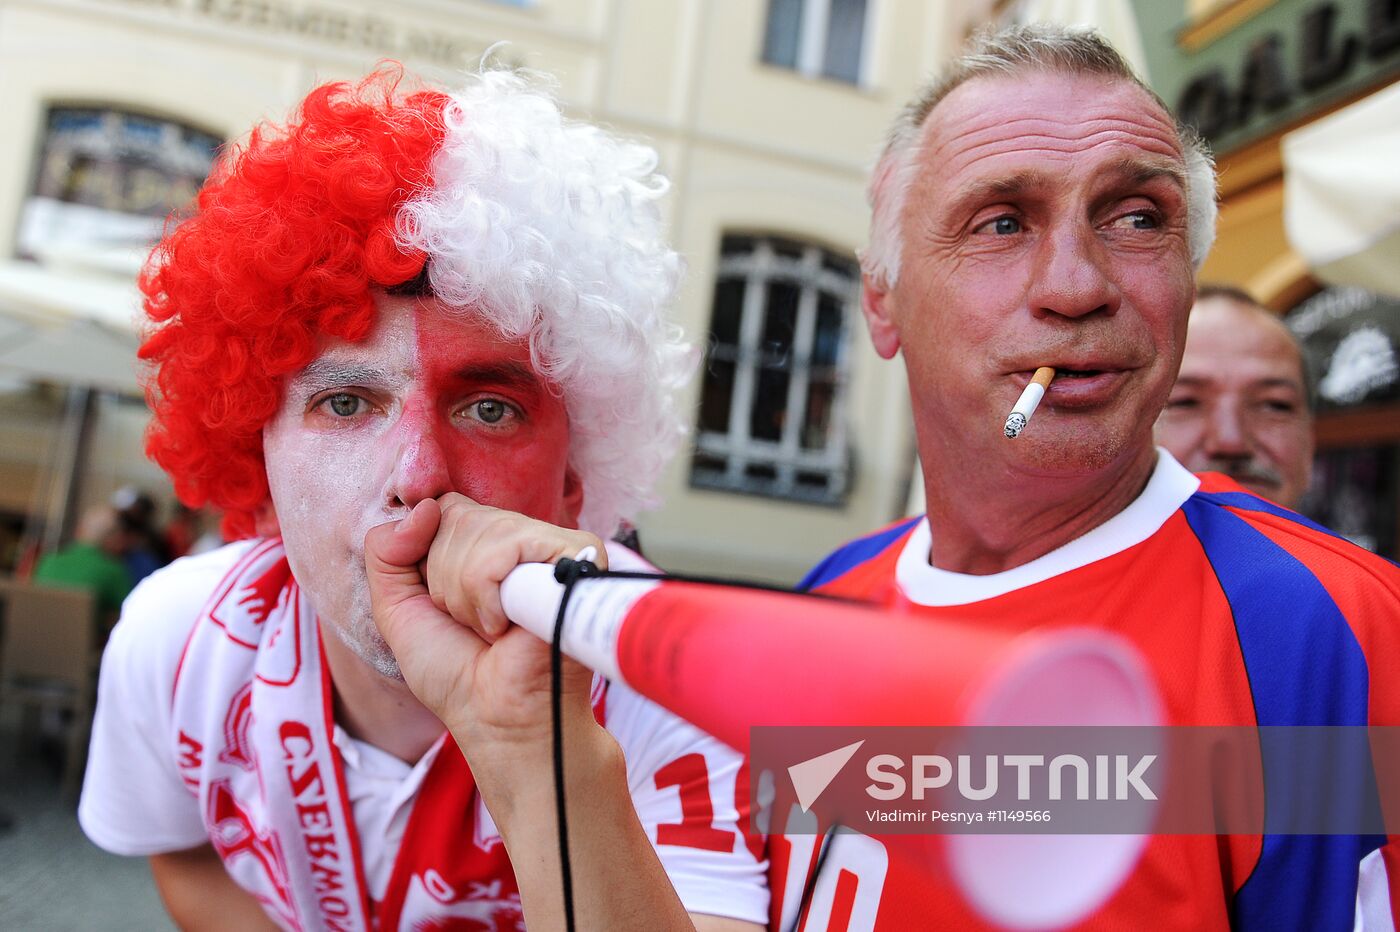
[769,453,1400,931]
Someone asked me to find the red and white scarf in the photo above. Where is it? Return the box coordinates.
[171,539,529,931]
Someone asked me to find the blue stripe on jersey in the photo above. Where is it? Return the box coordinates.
[1197,490,1400,569]
[797,516,923,592]
[1194,490,1346,540]
[1181,496,1385,932]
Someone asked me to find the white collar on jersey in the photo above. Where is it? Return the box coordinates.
[895,448,1200,607]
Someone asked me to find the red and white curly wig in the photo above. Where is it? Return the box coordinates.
[140,65,690,540]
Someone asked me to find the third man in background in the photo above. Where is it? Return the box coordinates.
[33,505,133,635]
[1155,284,1314,509]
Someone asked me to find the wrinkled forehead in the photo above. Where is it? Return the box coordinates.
[914,71,1185,193]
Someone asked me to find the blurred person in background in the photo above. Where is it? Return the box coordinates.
[1155,284,1314,509]
[184,506,225,556]
[110,486,168,582]
[32,503,133,636]
[162,501,200,560]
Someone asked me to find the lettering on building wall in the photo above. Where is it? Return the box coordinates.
[1178,0,1400,142]
[97,0,525,70]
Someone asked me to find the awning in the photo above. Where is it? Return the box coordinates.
[0,315,143,397]
[0,258,143,331]
[0,259,145,396]
[1283,82,1400,298]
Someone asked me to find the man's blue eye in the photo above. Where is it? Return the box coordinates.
[476,399,507,424]
[1122,212,1159,230]
[993,217,1021,235]
[327,394,360,417]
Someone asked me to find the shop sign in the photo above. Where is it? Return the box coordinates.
[1177,0,1400,142]
[1287,285,1400,409]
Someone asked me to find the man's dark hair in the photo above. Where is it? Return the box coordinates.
[385,261,435,297]
[1195,283,1257,307]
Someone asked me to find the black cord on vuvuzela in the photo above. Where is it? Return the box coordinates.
[788,824,841,932]
[545,558,849,932]
[550,557,597,932]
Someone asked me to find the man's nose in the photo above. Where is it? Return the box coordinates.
[384,408,454,510]
[1202,400,1252,459]
[1027,223,1122,320]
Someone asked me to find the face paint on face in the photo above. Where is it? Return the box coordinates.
[261,293,578,678]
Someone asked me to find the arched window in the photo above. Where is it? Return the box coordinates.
[692,235,858,504]
[18,107,221,265]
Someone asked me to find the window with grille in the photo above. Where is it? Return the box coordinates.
[692,235,858,505]
[761,0,870,84]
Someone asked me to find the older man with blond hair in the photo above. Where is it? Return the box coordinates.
[768,24,1400,930]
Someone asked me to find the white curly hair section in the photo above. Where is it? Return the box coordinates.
[396,68,692,536]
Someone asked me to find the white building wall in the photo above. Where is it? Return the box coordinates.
[0,0,971,583]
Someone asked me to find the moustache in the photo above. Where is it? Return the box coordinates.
[1201,458,1283,489]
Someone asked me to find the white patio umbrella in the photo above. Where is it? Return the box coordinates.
[0,258,145,551]
[0,317,142,397]
[1283,82,1400,298]
[0,256,143,330]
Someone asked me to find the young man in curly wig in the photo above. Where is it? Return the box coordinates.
[79,67,766,931]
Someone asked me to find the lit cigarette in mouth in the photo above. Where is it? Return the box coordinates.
[1003,367,1056,439]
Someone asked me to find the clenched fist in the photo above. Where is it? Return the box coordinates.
[363,493,608,758]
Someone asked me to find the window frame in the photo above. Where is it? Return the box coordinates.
[17,104,221,266]
[691,236,859,506]
[762,0,875,86]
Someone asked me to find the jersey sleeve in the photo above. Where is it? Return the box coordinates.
[605,680,768,924]
[78,546,248,856]
[797,517,922,592]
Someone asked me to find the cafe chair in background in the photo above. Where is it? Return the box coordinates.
[0,581,99,799]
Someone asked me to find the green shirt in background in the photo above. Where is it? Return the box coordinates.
[34,542,134,619]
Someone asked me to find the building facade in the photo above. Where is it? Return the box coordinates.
[0,0,984,582]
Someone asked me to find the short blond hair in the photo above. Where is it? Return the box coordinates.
[862,24,1217,290]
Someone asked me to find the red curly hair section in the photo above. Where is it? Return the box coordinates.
[138,66,449,539]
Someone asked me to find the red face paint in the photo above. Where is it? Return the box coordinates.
[262,293,576,676]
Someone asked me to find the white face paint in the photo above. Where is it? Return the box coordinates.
[261,292,578,677]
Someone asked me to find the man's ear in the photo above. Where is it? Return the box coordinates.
[253,499,282,538]
[861,273,901,360]
[560,467,585,529]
